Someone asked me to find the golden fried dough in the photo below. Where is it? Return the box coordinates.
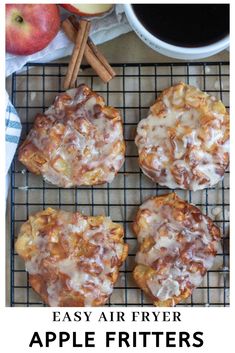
[18,84,125,187]
[133,193,221,306]
[15,208,128,307]
[135,82,229,190]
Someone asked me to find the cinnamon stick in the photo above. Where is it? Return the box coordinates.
[61,18,77,43]
[63,19,91,90]
[87,37,116,79]
[62,16,116,83]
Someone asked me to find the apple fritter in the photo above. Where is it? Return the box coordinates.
[133,193,221,306]
[15,208,128,307]
[135,82,229,190]
[18,84,125,187]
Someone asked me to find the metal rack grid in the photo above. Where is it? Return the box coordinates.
[9,62,229,307]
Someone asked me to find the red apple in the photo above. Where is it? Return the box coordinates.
[6,4,61,55]
[60,4,113,17]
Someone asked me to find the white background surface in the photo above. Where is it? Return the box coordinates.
[0,307,233,352]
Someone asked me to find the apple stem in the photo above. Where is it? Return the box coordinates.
[15,15,23,23]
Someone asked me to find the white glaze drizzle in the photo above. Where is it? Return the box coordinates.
[23,210,126,306]
[135,196,220,302]
[135,83,229,190]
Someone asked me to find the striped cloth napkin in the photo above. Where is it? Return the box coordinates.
[5,91,21,175]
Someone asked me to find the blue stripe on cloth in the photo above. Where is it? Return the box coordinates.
[6,104,18,116]
[5,134,20,144]
[6,120,21,129]
[5,117,10,129]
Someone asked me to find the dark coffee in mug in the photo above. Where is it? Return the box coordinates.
[132,4,229,48]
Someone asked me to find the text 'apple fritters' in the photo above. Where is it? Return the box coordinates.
[15,208,128,306]
[133,193,221,306]
[18,84,125,187]
[135,82,229,190]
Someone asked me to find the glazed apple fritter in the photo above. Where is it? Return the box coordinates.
[18,84,125,187]
[133,193,221,306]
[135,82,229,190]
[15,208,128,307]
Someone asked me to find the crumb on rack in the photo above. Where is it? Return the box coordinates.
[17,186,28,190]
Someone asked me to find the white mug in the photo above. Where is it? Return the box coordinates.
[124,4,229,60]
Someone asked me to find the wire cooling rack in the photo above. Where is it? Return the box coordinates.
[9,62,229,307]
